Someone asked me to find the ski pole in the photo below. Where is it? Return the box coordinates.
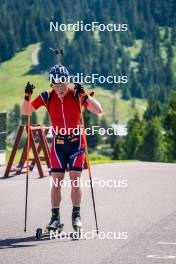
[24,93,31,232]
[81,110,99,235]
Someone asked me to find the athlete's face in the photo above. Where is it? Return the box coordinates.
[53,82,68,97]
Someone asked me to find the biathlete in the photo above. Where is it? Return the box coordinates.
[21,64,102,233]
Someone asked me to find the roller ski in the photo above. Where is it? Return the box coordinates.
[36,208,64,239]
[36,220,64,240]
[71,207,82,240]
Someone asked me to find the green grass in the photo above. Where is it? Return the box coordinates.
[0,43,147,124]
[88,153,132,164]
[0,43,48,121]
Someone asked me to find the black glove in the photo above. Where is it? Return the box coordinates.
[74,83,88,104]
[24,82,35,101]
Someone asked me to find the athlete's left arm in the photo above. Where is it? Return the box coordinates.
[74,84,102,115]
[86,96,102,116]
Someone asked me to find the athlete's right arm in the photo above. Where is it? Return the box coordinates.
[21,82,36,115]
[20,100,35,115]
[21,91,49,115]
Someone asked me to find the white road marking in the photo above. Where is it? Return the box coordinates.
[147,255,176,259]
[157,242,176,245]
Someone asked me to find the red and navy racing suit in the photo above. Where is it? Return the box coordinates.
[31,88,88,172]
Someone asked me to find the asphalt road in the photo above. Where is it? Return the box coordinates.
[0,162,176,264]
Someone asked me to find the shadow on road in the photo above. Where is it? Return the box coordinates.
[0,234,86,249]
[0,235,51,249]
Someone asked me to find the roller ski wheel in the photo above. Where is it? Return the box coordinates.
[36,228,43,239]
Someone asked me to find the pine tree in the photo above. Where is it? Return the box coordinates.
[39,33,58,71]
[100,116,108,129]
[121,50,130,76]
[124,112,143,159]
[163,27,169,41]
[20,20,31,47]
[165,44,174,88]
[21,114,28,125]
[144,97,162,120]
[163,91,176,161]
[0,32,9,61]
[83,110,101,149]
[171,25,176,44]
[138,118,164,161]
[31,112,38,125]
[7,104,20,134]
[122,86,131,100]
[112,137,125,160]
[43,111,51,126]
[130,71,144,98]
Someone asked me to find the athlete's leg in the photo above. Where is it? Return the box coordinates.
[69,170,82,231]
[49,134,68,229]
[68,134,85,231]
[51,172,65,208]
[47,172,65,229]
[69,170,82,206]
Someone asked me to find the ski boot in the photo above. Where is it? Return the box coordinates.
[46,216,61,231]
[46,208,63,232]
[72,209,82,240]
